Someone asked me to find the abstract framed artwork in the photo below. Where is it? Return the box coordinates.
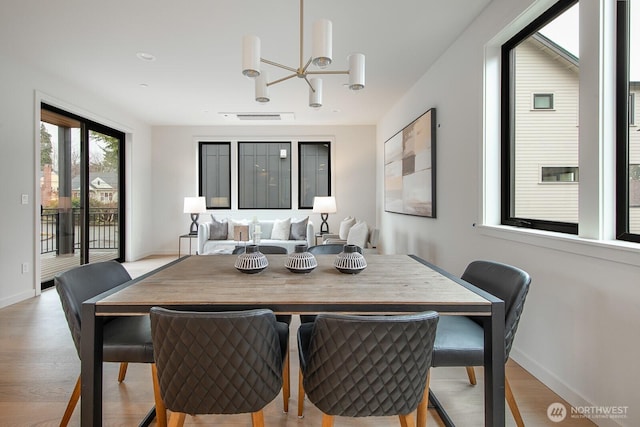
[384,108,436,218]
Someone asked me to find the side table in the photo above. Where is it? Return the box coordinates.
[178,234,198,258]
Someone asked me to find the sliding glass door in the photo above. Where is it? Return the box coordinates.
[40,104,125,288]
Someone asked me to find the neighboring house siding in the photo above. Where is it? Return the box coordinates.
[514,36,579,223]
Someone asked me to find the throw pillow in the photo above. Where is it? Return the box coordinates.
[338,216,356,240]
[208,216,228,240]
[229,219,250,241]
[347,221,369,248]
[289,216,309,240]
[271,218,291,240]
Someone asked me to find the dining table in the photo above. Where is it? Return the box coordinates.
[80,253,505,427]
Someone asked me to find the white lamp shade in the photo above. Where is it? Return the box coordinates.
[312,19,332,68]
[309,78,323,108]
[348,53,365,90]
[183,196,207,213]
[255,71,270,102]
[242,35,261,77]
[312,196,337,213]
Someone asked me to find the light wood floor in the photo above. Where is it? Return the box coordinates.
[0,255,594,427]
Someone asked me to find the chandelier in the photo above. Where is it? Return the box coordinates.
[241,0,365,108]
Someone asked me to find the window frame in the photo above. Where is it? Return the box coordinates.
[615,0,640,242]
[237,141,292,210]
[500,0,579,235]
[198,141,232,210]
[298,141,331,209]
[532,93,555,110]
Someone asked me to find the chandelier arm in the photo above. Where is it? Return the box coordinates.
[303,76,316,92]
[301,57,313,74]
[268,73,298,86]
[306,70,350,75]
[260,58,298,73]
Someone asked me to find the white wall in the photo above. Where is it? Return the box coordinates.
[0,53,154,308]
[377,0,638,426]
[150,125,376,254]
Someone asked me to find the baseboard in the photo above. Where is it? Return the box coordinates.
[510,348,624,427]
[0,289,37,310]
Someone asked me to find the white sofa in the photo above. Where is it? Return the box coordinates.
[197,217,314,255]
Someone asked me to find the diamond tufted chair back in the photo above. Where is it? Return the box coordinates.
[150,307,288,426]
[297,311,439,426]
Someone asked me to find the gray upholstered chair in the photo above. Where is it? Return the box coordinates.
[150,308,289,427]
[430,260,531,427]
[297,312,439,426]
[307,243,362,254]
[55,261,166,427]
[232,245,288,254]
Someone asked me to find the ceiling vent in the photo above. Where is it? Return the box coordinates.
[219,112,295,122]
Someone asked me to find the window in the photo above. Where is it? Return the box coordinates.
[617,0,640,241]
[541,166,579,182]
[238,142,291,209]
[298,142,331,209]
[533,93,554,109]
[199,142,231,209]
[501,0,579,233]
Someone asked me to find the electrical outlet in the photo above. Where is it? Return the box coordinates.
[21,194,28,205]
[21,262,29,274]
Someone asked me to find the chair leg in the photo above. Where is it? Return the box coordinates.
[251,410,265,427]
[151,364,168,427]
[505,375,525,427]
[399,413,416,427]
[59,375,81,427]
[118,362,128,382]
[282,351,290,413]
[466,366,477,385]
[321,414,335,427]
[297,369,305,418]
[416,369,430,427]
[167,412,186,427]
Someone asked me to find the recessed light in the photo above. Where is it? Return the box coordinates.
[139,83,149,88]
[136,52,156,61]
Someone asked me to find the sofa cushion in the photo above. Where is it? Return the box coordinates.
[271,218,291,240]
[347,221,369,248]
[339,216,356,240]
[208,216,228,240]
[289,216,309,240]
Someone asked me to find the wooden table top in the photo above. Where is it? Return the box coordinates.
[97,254,490,315]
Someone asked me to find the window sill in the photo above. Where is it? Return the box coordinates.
[476,224,640,267]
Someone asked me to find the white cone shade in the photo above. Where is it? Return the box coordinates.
[242,35,261,77]
[348,53,365,90]
[312,19,332,68]
[255,71,270,103]
[309,78,323,108]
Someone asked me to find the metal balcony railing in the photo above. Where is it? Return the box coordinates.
[40,208,119,255]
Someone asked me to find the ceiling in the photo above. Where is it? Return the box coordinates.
[0,0,491,126]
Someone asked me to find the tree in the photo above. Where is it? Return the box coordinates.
[40,123,52,165]
[91,131,119,171]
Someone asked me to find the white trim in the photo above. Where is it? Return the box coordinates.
[477,224,640,268]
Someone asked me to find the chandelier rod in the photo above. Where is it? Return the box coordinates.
[299,0,304,72]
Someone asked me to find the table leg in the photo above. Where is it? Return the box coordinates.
[484,300,505,427]
[81,301,103,427]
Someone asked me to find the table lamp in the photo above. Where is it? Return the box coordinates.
[183,196,207,235]
[312,196,337,234]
